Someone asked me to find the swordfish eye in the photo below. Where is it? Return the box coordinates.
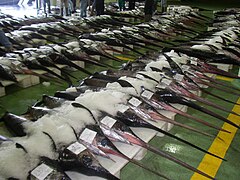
[100,138,108,146]
[82,155,92,166]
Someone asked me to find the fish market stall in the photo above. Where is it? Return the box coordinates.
[0,3,240,180]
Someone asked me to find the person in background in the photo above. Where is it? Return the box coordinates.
[128,0,136,10]
[144,0,154,21]
[60,0,70,16]
[95,0,104,16]
[90,0,96,16]
[118,0,125,11]
[161,0,167,12]
[71,0,76,13]
[0,29,13,52]
[43,0,51,14]
[80,0,90,17]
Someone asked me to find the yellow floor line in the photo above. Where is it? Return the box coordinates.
[216,75,234,82]
[191,98,240,180]
[115,56,135,61]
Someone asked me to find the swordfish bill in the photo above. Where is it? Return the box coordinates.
[201,88,240,106]
[141,95,230,133]
[113,112,215,180]
[129,105,215,138]
[115,110,225,161]
[169,83,240,117]
[86,125,170,179]
[191,76,240,96]
[155,90,240,129]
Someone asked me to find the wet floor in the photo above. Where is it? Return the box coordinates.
[0,3,39,18]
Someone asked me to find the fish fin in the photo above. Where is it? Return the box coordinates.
[42,131,57,151]
[15,143,28,153]
[69,125,78,140]
[71,102,98,123]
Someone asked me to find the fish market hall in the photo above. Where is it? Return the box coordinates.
[0,0,240,179]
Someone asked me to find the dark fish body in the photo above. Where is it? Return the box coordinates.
[23,106,53,121]
[0,112,27,136]
[22,59,73,85]
[58,143,119,180]
[0,64,18,82]
[54,91,82,101]
[28,157,71,180]
[36,95,66,109]
[48,52,92,76]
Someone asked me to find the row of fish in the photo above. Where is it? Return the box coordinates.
[0,8,212,87]
[0,7,240,180]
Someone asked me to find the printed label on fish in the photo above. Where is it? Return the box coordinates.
[79,128,97,144]
[31,163,53,180]
[135,74,144,79]
[156,83,167,89]
[190,60,198,65]
[161,78,172,86]
[128,97,142,107]
[141,90,154,99]
[174,74,184,81]
[181,65,190,71]
[118,104,129,113]
[101,116,117,128]
[67,142,87,155]
[11,61,22,67]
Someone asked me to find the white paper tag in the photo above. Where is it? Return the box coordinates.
[101,116,117,128]
[11,61,22,66]
[161,78,172,85]
[190,60,198,65]
[79,128,97,144]
[141,90,154,99]
[174,74,184,81]
[181,65,190,71]
[39,55,47,59]
[31,163,53,180]
[135,74,143,79]
[156,83,167,89]
[118,104,129,113]
[67,142,86,155]
[128,97,142,107]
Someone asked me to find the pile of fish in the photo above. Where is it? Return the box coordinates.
[0,6,240,180]
[0,8,212,87]
[213,8,240,28]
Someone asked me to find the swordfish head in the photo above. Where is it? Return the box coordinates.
[99,112,146,148]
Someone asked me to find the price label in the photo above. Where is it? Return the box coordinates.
[135,74,143,79]
[67,142,86,155]
[156,83,167,89]
[79,128,97,144]
[128,97,142,107]
[174,74,184,81]
[11,61,22,66]
[190,60,198,65]
[161,78,172,85]
[141,90,154,99]
[31,163,53,180]
[39,55,46,59]
[118,104,129,113]
[181,65,190,71]
[101,116,117,128]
